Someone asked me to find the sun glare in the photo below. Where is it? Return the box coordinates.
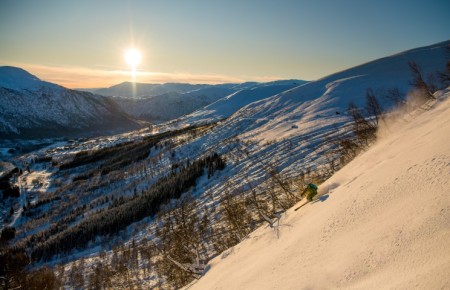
[124,48,142,84]
[125,48,142,67]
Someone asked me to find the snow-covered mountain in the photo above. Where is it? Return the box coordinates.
[190,40,449,142]
[114,81,304,122]
[0,66,142,139]
[0,66,61,91]
[183,80,306,124]
[113,86,236,121]
[86,82,214,98]
[183,41,450,289]
[88,81,279,99]
[188,88,450,290]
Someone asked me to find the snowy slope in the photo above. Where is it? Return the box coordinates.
[113,80,304,122]
[0,66,60,91]
[168,41,449,193]
[182,80,306,124]
[0,66,141,138]
[113,86,236,121]
[188,90,450,290]
[183,41,448,148]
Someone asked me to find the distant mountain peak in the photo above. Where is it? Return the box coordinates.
[0,66,40,79]
[0,66,142,138]
[0,66,59,91]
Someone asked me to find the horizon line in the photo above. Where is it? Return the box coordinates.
[0,61,300,89]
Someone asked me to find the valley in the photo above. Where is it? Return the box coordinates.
[1,40,449,289]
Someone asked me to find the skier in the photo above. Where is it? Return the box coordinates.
[301,183,318,201]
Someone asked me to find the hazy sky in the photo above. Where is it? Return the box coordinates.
[1,0,449,88]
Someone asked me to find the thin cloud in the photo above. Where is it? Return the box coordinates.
[1,62,282,88]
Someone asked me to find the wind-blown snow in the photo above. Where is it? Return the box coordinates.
[187,90,450,289]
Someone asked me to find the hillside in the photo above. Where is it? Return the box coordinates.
[86,81,282,99]
[188,90,450,289]
[0,66,60,91]
[0,67,142,139]
[113,86,235,121]
[86,82,214,98]
[1,41,448,289]
[193,40,449,142]
[182,80,306,124]
[97,81,303,122]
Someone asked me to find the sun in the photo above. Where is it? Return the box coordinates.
[125,48,142,67]
[124,48,142,83]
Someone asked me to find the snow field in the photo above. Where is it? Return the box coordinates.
[187,91,450,289]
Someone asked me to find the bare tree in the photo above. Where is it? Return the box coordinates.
[69,260,84,289]
[408,61,435,100]
[219,181,253,245]
[438,45,450,88]
[0,247,29,290]
[383,88,405,108]
[348,102,377,146]
[365,89,384,126]
[153,194,212,288]
[25,266,60,290]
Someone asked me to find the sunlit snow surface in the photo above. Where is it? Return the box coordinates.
[1,41,449,288]
[187,88,450,290]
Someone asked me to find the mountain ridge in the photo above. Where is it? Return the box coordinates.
[0,66,142,139]
[85,81,214,98]
[88,79,305,122]
[0,66,61,92]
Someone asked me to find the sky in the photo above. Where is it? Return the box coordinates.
[0,0,449,88]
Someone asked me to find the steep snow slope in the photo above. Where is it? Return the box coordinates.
[171,41,449,191]
[0,67,141,138]
[188,90,450,290]
[182,80,306,124]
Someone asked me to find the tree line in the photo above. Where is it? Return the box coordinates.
[31,153,226,261]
